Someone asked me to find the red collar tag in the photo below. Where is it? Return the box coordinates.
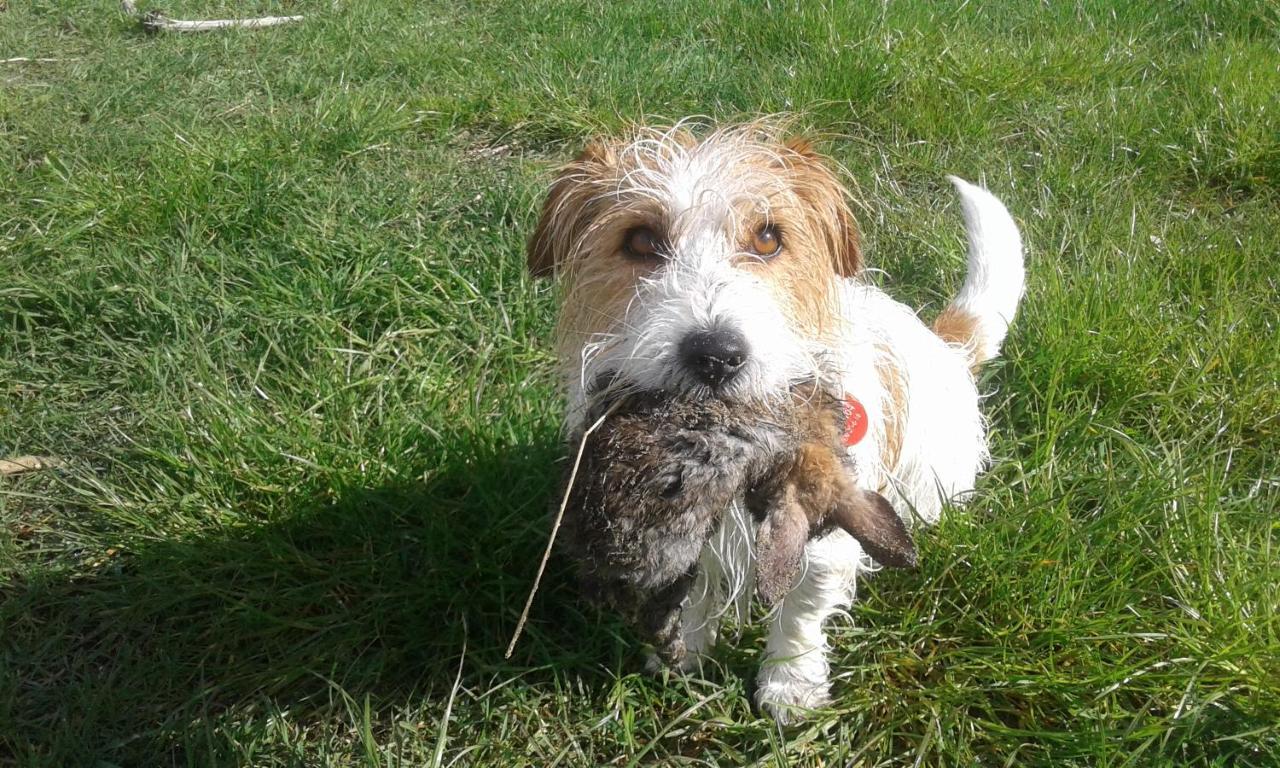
[843,395,869,447]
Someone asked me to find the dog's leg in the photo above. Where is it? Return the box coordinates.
[680,546,723,663]
[755,529,862,723]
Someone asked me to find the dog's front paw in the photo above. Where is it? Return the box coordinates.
[755,664,831,724]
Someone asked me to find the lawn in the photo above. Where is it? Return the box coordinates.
[2,0,1277,765]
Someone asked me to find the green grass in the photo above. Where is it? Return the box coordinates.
[2,0,1278,765]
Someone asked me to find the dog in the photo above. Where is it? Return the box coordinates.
[527,120,1024,722]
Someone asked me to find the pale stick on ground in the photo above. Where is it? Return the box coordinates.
[120,0,303,32]
[504,400,622,658]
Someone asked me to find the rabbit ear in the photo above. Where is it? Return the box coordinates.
[754,489,811,607]
[831,490,917,568]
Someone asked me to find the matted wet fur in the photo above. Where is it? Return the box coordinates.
[559,383,914,665]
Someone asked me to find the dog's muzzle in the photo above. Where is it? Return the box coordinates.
[679,327,749,388]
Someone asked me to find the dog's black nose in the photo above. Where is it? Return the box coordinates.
[679,328,749,387]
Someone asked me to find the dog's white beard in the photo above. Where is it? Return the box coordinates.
[566,257,823,431]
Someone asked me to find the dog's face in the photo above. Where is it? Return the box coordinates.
[528,124,861,412]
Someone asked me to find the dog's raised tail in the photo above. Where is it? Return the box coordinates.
[934,176,1025,369]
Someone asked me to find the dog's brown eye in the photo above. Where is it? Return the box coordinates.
[623,226,663,260]
[749,225,782,258]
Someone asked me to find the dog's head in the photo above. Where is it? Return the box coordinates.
[528,122,861,416]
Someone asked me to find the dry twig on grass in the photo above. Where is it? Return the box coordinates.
[505,401,622,658]
[120,0,303,33]
[0,456,66,476]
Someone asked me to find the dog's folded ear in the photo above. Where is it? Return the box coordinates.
[783,136,863,277]
[831,489,917,569]
[527,140,618,278]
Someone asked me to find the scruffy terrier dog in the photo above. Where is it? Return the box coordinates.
[528,120,1024,722]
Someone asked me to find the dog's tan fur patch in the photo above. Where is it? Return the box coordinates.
[933,306,986,370]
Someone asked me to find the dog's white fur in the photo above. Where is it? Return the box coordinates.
[529,122,1024,721]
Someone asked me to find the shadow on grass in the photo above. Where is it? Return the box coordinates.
[5,431,634,762]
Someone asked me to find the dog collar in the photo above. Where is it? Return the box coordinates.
[843,395,869,447]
